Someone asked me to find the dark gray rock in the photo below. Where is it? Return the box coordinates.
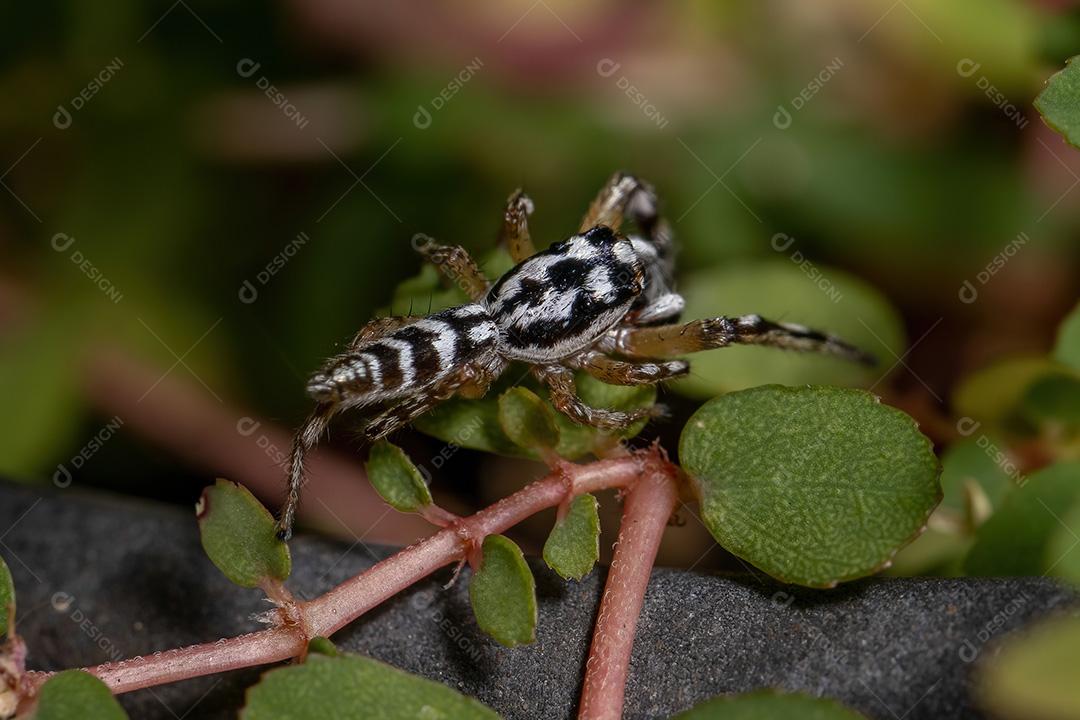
[0,481,1073,719]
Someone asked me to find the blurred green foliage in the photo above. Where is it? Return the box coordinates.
[0,1,1077,511]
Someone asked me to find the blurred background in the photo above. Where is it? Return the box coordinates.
[1,0,1078,571]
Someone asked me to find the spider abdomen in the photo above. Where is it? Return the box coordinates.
[487,225,644,362]
[307,304,497,407]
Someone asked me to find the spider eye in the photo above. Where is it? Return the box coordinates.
[583,225,617,244]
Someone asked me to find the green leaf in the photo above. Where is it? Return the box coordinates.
[1055,301,1080,371]
[469,535,537,647]
[307,637,340,658]
[1047,501,1080,585]
[498,387,560,452]
[197,479,291,588]
[543,494,600,580]
[0,312,85,478]
[415,371,656,461]
[1035,56,1080,150]
[0,556,12,639]
[1020,373,1080,435]
[673,689,868,719]
[965,462,1080,576]
[979,614,1080,720]
[365,441,432,513]
[939,437,1017,525]
[241,651,501,720]
[674,261,903,397]
[953,356,1063,433]
[679,385,941,588]
[34,670,128,720]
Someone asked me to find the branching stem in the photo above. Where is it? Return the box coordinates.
[21,451,670,718]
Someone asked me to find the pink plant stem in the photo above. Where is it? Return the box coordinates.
[22,456,644,697]
[578,460,679,720]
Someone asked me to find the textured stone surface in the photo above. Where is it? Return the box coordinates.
[1,481,1074,719]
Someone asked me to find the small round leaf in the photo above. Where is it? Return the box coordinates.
[365,441,432,513]
[978,614,1080,720]
[197,479,291,588]
[543,494,600,581]
[469,535,537,647]
[35,670,128,720]
[416,372,655,461]
[241,652,500,720]
[680,385,941,588]
[498,387,560,452]
[1035,56,1080,150]
[0,556,13,638]
[674,689,867,719]
[965,462,1080,576]
[1054,301,1080,371]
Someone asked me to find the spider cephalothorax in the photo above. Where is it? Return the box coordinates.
[276,173,874,538]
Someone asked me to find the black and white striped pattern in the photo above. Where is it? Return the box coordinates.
[486,225,644,362]
[306,304,500,408]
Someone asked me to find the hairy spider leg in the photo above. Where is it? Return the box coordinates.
[534,364,655,431]
[413,239,490,302]
[610,314,878,366]
[359,361,500,442]
[565,350,689,386]
[580,172,683,325]
[499,189,536,264]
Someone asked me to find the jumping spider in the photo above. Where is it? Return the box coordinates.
[276,173,875,538]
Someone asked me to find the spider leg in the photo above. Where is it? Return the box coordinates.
[582,173,682,325]
[499,189,536,263]
[277,402,336,540]
[534,364,654,430]
[278,315,429,538]
[566,350,689,386]
[579,172,643,232]
[360,361,497,441]
[413,238,489,302]
[611,315,877,366]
